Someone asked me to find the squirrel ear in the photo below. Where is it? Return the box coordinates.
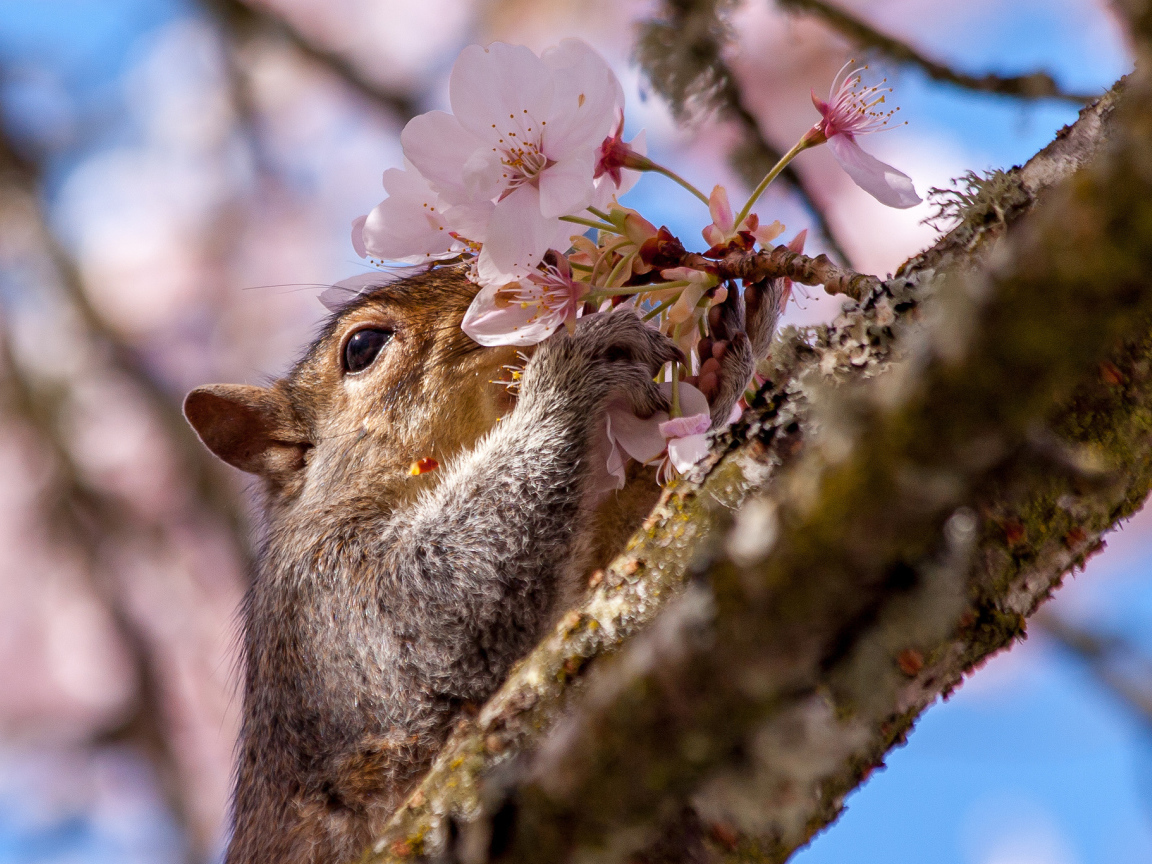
[184,384,310,479]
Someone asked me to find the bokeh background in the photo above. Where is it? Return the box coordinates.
[0,1,1146,862]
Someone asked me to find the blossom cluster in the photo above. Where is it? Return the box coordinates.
[353,41,920,486]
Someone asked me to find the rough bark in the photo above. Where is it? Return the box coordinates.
[361,56,1146,864]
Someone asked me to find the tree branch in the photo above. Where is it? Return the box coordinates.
[777,0,1098,104]
[643,230,882,299]
[364,75,1133,862]
[636,0,853,264]
[206,0,417,119]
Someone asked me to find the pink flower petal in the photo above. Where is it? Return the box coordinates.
[461,281,564,346]
[662,381,710,418]
[540,39,622,156]
[350,214,367,257]
[707,185,734,233]
[401,111,494,203]
[589,417,626,497]
[443,200,495,243]
[827,135,921,209]
[450,43,554,145]
[659,412,710,439]
[538,152,597,218]
[360,164,459,262]
[607,401,667,464]
[477,184,557,281]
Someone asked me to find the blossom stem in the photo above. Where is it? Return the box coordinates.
[642,296,678,321]
[568,260,593,272]
[670,331,683,419]
[560,215,618,232]
[733,136,815,230]
[584,285,646,303]
[604,251,636,288]
[592,237,634,284]
[586,205,613,222]
[648,164,710,206]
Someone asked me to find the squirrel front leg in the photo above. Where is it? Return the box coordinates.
[698,278,785,428]
[373,309,682,700]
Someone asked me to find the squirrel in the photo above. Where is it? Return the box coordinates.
[183,265,781,864]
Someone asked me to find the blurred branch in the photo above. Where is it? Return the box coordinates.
[1035,611,1152,723]
[0,328,201,864]
[0,123,249,863]
[0,131,251,558]
[366,78,1134,862]
[207,0,417,120]
[778,0,1097,104]
[636,0,852,264]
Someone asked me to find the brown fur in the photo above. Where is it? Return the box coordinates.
[184,266,780,863]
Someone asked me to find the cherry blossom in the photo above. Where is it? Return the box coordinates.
[401,39,623,284]
[701,185,784,249]
[461,252,589,346]
[593,114,647,207]
[804,62,921,208]
[353,160,477,263]
[602,382,722,488]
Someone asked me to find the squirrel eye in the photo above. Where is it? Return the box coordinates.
[343,328,393,374]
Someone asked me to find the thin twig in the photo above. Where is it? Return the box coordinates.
[645,229,881,299]
[778,0,1097,104]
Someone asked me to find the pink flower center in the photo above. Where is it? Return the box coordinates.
[495,265,586,326]
[819,62,900,140]
[502,143,550,188]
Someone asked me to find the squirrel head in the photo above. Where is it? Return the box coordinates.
[184,267,519,520]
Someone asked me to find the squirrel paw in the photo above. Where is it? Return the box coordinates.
[577,310,683,419]
[523,308,682,419]
[698,281,783,428]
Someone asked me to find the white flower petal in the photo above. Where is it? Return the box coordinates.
[450,42,553,144]
[667,434,711,472]
[606,401,668,464]
[477,185,556,280]
[538,153,596,218]
[401,111,493,203]
[360,165,457,262]
[828,135,921,209]
[461,282,563,346]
